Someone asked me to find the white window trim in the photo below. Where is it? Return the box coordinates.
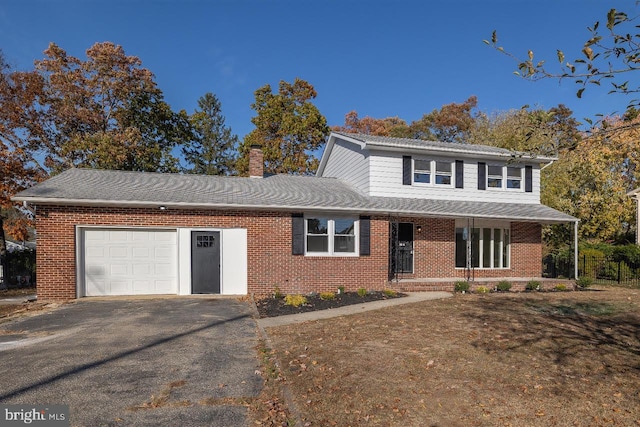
[413,158,454,188]
[454,220,511,269]
[486,164,524,192]
[305,216,359,257]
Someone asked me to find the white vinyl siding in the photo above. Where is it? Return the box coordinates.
[369,152,541,203]
[320,138,370,194]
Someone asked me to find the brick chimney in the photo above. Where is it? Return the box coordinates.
[249,144,264,178]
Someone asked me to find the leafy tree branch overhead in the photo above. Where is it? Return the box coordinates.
[485,6,640,127]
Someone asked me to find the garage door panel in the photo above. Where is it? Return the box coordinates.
[132,247,150,258]
[83,229,177,296]
[109,231,128,241]
[110,264,128,275]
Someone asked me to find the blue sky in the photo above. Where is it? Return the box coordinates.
[0,0,632,140]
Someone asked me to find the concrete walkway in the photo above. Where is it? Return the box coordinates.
[257,291,452,328]
[0,294,37,305]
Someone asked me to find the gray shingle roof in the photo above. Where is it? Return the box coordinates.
[335,132,556,161]
[13,168,576,223]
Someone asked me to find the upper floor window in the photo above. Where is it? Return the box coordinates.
[485,164,523,191]
[413,159,453,187]
[506,167,522,189]
[414,160,431,183]
[487,165,503,188]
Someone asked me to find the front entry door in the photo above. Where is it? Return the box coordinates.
[191,231,221,294]
[390,222,414,277]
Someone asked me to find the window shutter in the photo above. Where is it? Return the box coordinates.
[359,216,371,256]
[525,165,533,192]
[477,162,486,190]
[402,156,412,185]
[292,213,304,255]
[455,160,464,188]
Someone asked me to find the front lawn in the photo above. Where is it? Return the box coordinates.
[261,286,640,426]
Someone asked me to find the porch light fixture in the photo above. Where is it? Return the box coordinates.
[159,206,167,211]
[416,225,422,233]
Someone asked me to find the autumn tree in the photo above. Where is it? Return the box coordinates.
[332,111,408,136]
[0,51,42,288]
[333,97,480,143]
[469,104,581,156]
[237,78,329,175]
[407,96,479,142]
[487,6,640,128]
[542,116,639,243]
[182,93,238,175]
[32,42,190,172]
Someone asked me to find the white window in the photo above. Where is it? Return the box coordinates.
[414,159,453,186]
[414,159,431,184]
[486,165,523,190]
[435,161,452,185]
[455,224,510,268]
[487,165,503,188]
[506,167,522,189]
[306,217,358,255]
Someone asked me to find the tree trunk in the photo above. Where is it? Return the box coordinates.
[0,216,7,290]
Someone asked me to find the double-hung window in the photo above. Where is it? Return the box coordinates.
[485,164,524,190]
[306,217,357,255]
[414,159,453,186]
[413,160,431,183]
[435,161,452,185]
[487,165,503,188]
[506,167,522,189]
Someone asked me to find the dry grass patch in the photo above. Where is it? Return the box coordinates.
[266,286,640,426]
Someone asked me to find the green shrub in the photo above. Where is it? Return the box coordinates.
[273,286,283,299]
[319,291,336,300]
[357,288,367,297]
[475,286,490,294]
[554,284,568,291]
[526,280,541,291]
[382,289,397,297]
[337,286,345,294]
[576,276,593,289]
[454,281,470,293]
[284,294,307,307]
[496,280,512,292]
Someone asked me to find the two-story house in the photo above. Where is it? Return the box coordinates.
[13,132,577,300]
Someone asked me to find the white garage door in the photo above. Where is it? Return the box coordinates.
[83,228,177,296]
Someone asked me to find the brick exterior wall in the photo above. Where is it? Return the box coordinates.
[35,205,544,300]
[389,218,543,291]
[35,205,390,300]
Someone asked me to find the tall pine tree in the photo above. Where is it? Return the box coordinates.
[182,93,238,175]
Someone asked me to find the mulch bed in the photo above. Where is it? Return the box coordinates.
[255,291,406,318]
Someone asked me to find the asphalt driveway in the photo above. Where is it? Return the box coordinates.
[0,297,262,426]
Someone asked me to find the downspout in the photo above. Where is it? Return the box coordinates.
[541,160,555,171]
